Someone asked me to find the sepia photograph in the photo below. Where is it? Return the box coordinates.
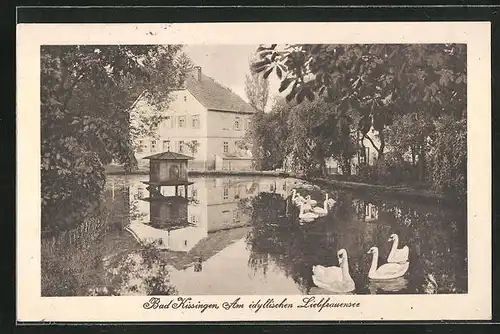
[17,22,491,322]
[39,42,467,297]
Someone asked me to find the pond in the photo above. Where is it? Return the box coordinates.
[41,175,467,296]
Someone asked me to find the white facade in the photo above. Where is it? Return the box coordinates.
[132,91,254,171]
[133,90,209,170]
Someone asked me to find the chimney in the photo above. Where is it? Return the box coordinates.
[194,66,202,81]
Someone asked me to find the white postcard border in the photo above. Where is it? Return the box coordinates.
[16,22,492,322]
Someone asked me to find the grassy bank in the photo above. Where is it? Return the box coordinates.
[307,176,451,205]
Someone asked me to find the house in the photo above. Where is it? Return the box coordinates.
[325,128,381,175]
[132,66,256,171]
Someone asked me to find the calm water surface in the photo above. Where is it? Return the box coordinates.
[41,175,467,296]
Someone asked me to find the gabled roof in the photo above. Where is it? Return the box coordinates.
[186,70,256,114]
[143,151,194,160]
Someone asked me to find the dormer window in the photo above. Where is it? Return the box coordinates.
[192,115,200,128]
[234,116,241,130]
[163,140,170,151]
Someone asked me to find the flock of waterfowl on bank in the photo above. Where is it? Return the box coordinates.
[289,187,411,294]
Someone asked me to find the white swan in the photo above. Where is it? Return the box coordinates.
[301,202,313,212]
[312,199,328,217]
[304,195,317,207]
[367,246,409,280]
[312,249,355,293]
[291,189,306,206]
[299,203,319,223]
[387,234,409,263]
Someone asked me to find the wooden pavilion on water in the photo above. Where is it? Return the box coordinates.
[140,151,195,231]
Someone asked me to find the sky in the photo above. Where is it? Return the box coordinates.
[183,45,282,110]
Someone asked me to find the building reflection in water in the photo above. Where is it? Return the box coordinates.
[123,176,297,267]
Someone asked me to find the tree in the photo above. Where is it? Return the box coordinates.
[245,56,270,113]
[252,44,466,194]
[285,98,357,176]
[185,140,200,156]
[251,44,400,161]
[429,116,467,202]
[248,98,291,170]
[252,44,466,161]
[41,45,190,230]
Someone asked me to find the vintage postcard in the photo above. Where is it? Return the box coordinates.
[17,22,491,322]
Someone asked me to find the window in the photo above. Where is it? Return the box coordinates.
[283,183,287,191]
[233,210,240,222]
[165,116,173,128]
[223,141,229,154]
[223,187,229,199]
[169,165,180,180]
[178,140,185,153]
[137,187,144,199]
[151,140,157,152]
[234,116,241,130]
[137,140,143,152]
[191,215,199,224]
[191,140,198,154]
[179,116,186,128]
[191,188,198,198]
[163,140,170,151]
[246,119,251,131]
[183,95,187,102]
[192,115,200,129]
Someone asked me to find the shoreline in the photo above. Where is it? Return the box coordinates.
[308,177,450,204]
[105,166,451,204]
[105,165,289,177]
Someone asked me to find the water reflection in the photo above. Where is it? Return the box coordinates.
[41,176,467,296]
[368,277,409,294]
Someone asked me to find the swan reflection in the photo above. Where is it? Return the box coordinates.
[309,286,355,295]
[368,277,409,294]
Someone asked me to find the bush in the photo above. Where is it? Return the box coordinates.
[357,153,418,186]
[429,117,467,201]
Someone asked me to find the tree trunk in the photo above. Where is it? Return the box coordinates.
[341,154,351,176]
[418,141,426,182]
[411,145,416,166]
[320,159,327,177]
[378,132,385,161]
[357,131,362,166]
